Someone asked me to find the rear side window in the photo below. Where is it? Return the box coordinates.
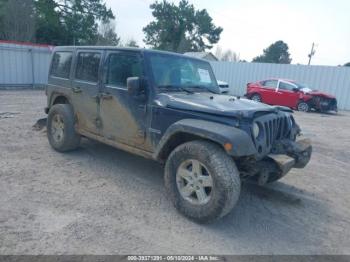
[106,53,142,87]
[75,52,101,83]
[50,52,72,79]
[263,80,278,88]
[279,81,295,91]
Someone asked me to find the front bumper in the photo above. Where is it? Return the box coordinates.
[312,97,338,112]
[263,138,312,183]
[240,137,312,185]
[277,137,312,168]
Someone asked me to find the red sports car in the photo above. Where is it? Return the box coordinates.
[246,79,338,112]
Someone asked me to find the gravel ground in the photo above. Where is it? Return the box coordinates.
[0,90,350,255]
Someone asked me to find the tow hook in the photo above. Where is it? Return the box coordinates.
[258,170,270,185]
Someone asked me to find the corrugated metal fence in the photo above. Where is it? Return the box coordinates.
[1,42,349,110]
[0,41,52,88]
[211,61,350,110]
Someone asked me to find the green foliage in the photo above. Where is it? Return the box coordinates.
[0,0,116,45]
[143,0,222,53]
[0,0,36,42]
[124,39,139,48]
[96,20,120,46]
[35,0,67,45]
[0,0,6,32]
[55,0,114,45]
[252,40,292,64]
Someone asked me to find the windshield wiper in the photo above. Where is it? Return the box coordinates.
[158,85,194,94]
[187,85,217,94]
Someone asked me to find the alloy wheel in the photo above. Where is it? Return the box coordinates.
[51,114,65,143]
[176,159,213,205]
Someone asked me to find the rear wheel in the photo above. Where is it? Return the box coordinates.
[251,94,262,103]
[297,101,310,112]
[47,104,81,152]
[164,140,241,223]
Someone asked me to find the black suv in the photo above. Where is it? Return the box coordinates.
[45,46,312,223]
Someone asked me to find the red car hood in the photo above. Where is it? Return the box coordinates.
[301,89,336,99]
[309,91,336,99]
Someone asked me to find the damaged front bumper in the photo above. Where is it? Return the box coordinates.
[240,137,312,185]
[261,137,312,184]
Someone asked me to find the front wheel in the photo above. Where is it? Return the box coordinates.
[164,140,241,223]
[297,101,310,112]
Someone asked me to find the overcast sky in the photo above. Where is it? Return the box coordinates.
[105,0,350,66]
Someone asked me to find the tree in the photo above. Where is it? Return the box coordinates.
[96,20,120,46]
[0,0,36,42]
[143,0,222,53]
[35,0,68,45]
[252,40,292,64]
[124,39,139,48]
[215,46,240,62]
[35,0,115,45]
[344,62,350,67]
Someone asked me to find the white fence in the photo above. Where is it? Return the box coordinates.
[0,41,52,88]
[211,61,350,110]
[1,42,350,110]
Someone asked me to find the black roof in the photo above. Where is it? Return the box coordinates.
[53,46,207,61]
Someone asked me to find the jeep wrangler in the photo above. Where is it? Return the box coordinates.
[45,47,312,223]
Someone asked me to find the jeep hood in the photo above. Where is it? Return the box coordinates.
[155,92,280,118]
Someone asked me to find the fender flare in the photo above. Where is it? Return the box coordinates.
[153,119,257,160]
[49,92,72,107]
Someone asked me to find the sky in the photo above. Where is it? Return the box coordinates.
[105,0,350,66]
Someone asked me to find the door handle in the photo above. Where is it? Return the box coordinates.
[100,93,113,100]
[91,95,99,101]
[72,87,82,93]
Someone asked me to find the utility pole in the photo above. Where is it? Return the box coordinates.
[308,42,316,65]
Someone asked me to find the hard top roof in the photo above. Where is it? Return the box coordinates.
[53,46,206,61]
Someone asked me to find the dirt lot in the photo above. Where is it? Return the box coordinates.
[0,90,350,255]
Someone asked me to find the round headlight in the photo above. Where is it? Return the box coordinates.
[253,123,260,138]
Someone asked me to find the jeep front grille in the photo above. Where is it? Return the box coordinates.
[253,114,292,153]
[261,116,291,148]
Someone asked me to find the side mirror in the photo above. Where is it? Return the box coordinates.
[292,87,299,92]
[127,77,142,96]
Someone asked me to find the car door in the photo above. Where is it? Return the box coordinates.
[277,81,300,108]
[260,80,279,104]
[71,50,103,135]
[99,50,148,149]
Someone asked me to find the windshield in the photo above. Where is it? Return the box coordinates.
[293,82,313,92]
[148,52,218,92]
[294,82,309,89]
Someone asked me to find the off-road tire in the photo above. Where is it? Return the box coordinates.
[251,93,262,103]
[164,140,241,223]
[297,101,310,112]
[47,104,81,152]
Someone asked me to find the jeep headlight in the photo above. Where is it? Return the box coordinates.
[253,123,260,139]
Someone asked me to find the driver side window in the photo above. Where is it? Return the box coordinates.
[106,52,142,88]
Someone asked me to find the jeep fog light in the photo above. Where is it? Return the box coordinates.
[253,123,260,139]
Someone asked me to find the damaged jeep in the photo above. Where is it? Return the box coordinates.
[45,47,312,223]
